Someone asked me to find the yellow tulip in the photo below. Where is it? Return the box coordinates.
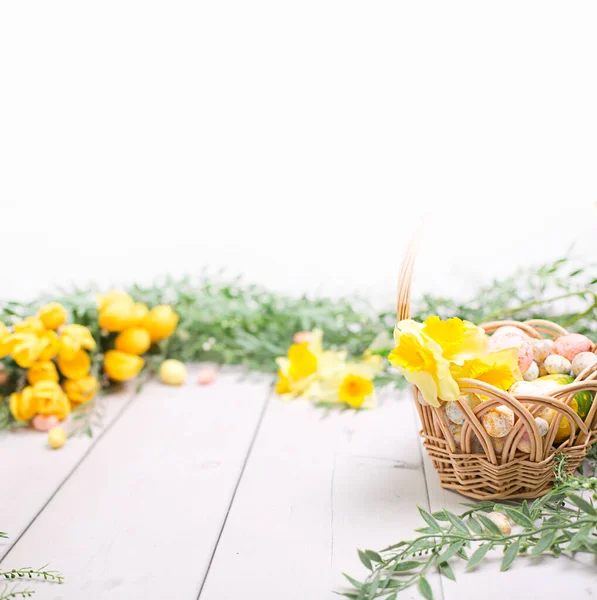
[159,359,187,385]
[142,305,179,342]
[7,333,44,368]
[48,426,67,449]
[58,350,91,379]
[96,290,132,312]
[99,298,137,332]
[0,323,11,358]
[132,303,149,324]
[38,303,68,330]
[63,375,99,405]
[38,330,60,361]
[115,327,151,355]
[104,350,144,381]
[338,374,374,408]
[9,387,37,422]
[27,361,59,385]
[14,317,45,335]
[33,381,71,420]
[59,324,96,359]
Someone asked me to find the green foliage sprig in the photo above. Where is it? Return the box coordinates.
[341,456,597,600]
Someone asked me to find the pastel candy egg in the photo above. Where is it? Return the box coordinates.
[197,367,217,385]
[447,421,462,446]
[523,361,539,381]
[571,352,597,377]
[445,393,481,425]
[509,380,538,395]
[489,334,534,374]
[486,511,512,535]
[538,364,549,377]
[543,354,572,375]
[32,414,60,432]
[492,326,530,340]
[537,407,555,425]
[470,434,484,454]
[481,405,514,438]
[552,333,593,362]
[532,339,554,363]
[492,436,506,453]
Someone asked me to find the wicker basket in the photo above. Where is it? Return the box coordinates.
[398,245,597,500]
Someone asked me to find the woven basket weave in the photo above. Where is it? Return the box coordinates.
[398,245,597,499]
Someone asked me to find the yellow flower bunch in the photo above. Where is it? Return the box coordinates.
[275,330,383,409]
[388,316,521,406]
[6,303,99,423]
[97,291,178,381]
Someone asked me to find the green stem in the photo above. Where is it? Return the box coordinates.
[484,291,594,321]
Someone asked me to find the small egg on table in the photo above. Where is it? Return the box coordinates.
[552,333,593,362]
[523,361,539,381]
[543,354,572,375]
[532,338,554,363]
[486,511,512,535]
[571,352,597,377]
[32,414,60,432]
[481,405,515,438]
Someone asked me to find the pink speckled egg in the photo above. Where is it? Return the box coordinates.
[552,334,593,362]
[492,326,530,340]
[481,405,515,438]
[293,331,313,344]
[32,414,60,432]
[489,334,534,374]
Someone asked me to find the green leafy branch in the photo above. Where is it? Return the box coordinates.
[341,457,597,600]
[0,584,35,599]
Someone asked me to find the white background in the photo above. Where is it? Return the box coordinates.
[0,2,595,304]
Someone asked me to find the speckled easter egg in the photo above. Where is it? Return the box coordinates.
[532,338,554,363]
[488,334,533,374]
[517,417,549,453]
[552,333,593,362]
[509,380,538,396]
[448,421,462,446]
[523,361,539,382]
[538,363,549,377]
[486,512,511,535]
[445,394,481,425]
[492,436,506,453]
[481,405,515,438]
[543,354,572,375]
[571,352,597,377]
[492,326,530,340]
[537,407,556,425]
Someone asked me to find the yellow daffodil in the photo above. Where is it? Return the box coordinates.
[59,324,96,360]
[27,361,60,385]
[275,371,291,395]
[338,374,374,408]
[14,317,45,335]
[58,350,91,379]
[450,348,522,391]
[104,350,144,381]
[63,375,99,405]
[32,381,71,420]
[38,303,68,330]
[422,316,488,364]
[388,322,460,406]
[287,343,317,380]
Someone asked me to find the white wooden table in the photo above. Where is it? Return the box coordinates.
[2,366,596,599]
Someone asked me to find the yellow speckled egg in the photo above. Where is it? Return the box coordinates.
[481,405,515,438]
[552,334,593,362]
[543,354,572,375]
[532,339,554,363]
[571,352,597,377]
[445,393,481,425]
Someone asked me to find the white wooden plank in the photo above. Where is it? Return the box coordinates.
[0,368,271,599]
[200,389,443,600]
[419,403,597,599]
[0,385,134,561]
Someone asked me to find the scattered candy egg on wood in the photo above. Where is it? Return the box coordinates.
[486,511,512,535]
[571,352,597,377]
[445,393,481,425]
[543,354,572,375]
[481,405,515,438]
[523,361,539,381]
[552,333,593,362]
[32,414,60,432]
[532,338,554,363]
[197,367,218,385]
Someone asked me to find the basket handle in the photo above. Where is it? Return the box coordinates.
[397,234,422,321]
